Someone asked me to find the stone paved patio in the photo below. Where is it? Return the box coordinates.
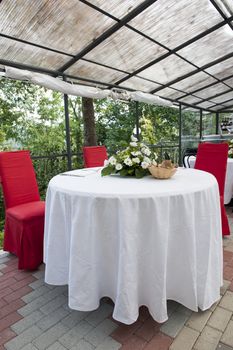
[1,208,233,350]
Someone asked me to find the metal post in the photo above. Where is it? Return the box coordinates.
[63,79,72,170]
[200,109,203,141]
[135,101,140,140]
[178,103,182,166]
[216,112,219,134]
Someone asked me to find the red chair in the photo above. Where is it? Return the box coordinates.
[83,146,108,168]
[0,150,45,269]
[194,143,230,236]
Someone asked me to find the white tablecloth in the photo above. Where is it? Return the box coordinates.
[189,157,233,204]
[44,168,222,324]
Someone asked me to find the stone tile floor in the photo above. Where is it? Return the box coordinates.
[1,208,233,349]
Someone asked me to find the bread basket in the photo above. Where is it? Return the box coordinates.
[148,164,177,179]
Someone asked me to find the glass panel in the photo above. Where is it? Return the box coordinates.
[202,113,216,135]
[0,37,68,70]
[178,26,233,67]
[89,0,145,19]
[181,108,201,155]
[211,91,233,104]
[157,88,185,100]
[139,55,194,84]
[129,0,222,49]
[171,72,216,93]
[66,60,127,84]
[214,0,233,17]
[0,1,116,55]
[196,101,216,109]
[222,100,233,107]
[194,83,229,99]
[179,96,203,104]
[119,76,160,92]
[85,27,168,73]
[206,56,233,79]
[224,77,233,88]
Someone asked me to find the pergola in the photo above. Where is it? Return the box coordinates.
[0,0,233,166]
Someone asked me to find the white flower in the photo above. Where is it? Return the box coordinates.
[130,142,137,147]
[152,159,157,166]
[143,157,151,164]
[131,151,142,156]
[131,135,138,142]
[132,157,140,164]
[141,147,151,156]
[154,152,158,159]
[124,158,133,166]
[115,163,123,170]
[109,156,117,165]
[229,149,233,155]
[104,159,109,166]
[141,161,150,169]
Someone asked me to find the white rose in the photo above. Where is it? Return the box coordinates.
[152,160,157,166]
[124,158,132,166]
[104,159,109,166]
[131,135,138,142]
[141,161,150,169]
[130,142,137,147]
[144,148,151,156]
[109,156,117,165]
[132,157,140,164]
[115,163,123,170]
[131,151,141,156]
[143,157,151,164]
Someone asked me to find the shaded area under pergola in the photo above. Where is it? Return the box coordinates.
[0,0,233,166]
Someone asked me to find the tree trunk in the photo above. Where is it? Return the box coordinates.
[82,97,97,146]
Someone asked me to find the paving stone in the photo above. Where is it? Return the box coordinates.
[135,317,160,341]
[47,342,67,350]
[11,310,44,335]
[0,264,7,270]
[143,332,173,350]
[85,303,113,326]
[111,320,142,344]
[0,257,10,264]
[211,301,220,312]
[120,335,147,350]
[0,311,22,332]
[70,339,95,350]
[193,325,222,350]
[32,322,69,350]
[18,286,67,317]
[40,294,67,315]
[167,301,179,316]
[21,344,38,350]
[216,343,233,349]
[32,271,45,279]
[59,320,93,348]
[208,307,232,332]
[186,310,212,332]
[36,306,70,331]
[221,281,231,296]
[160,311,190,337]
[4,325,42,350]
[220,292,233,312]
[95,336,121,350]
[84,319,118,347]
[29,279,53,290]
[61,310,89,329]
[22,285,50,303]
[221,320,233,347]
[169,326,199,350]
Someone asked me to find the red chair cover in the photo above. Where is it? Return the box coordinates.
[83,146,108,168]
[0,150,45,269]
[194,143,230,236]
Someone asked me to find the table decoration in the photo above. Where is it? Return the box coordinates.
[228,140,233,158]
[148,158,177,179]
[101,135,157,178]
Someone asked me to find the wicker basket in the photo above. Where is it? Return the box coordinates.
[148,165,177,179]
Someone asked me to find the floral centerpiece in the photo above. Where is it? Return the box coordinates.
[228,140,233,158]
[101,135,157,178]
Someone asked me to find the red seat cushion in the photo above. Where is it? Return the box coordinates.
[6,201,45,221]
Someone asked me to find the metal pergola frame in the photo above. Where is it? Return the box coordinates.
[1,0,233,168]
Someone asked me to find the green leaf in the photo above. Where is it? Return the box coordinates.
[135,168,145,178]
[101,166,114,176]
[119,168,129,176]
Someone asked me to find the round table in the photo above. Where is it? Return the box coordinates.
[44,168,222,324]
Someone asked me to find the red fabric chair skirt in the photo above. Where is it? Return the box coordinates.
[4,201,45,270]
[220,195,230,236]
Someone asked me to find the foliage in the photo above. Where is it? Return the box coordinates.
[228,140,233,158]
[0,231,3,250]
[101,135,157,178]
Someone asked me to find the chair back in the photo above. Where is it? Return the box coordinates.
[83,146,108,168]
[194,143,228,196]
[182,148,197,168]
[0,150,40,209]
